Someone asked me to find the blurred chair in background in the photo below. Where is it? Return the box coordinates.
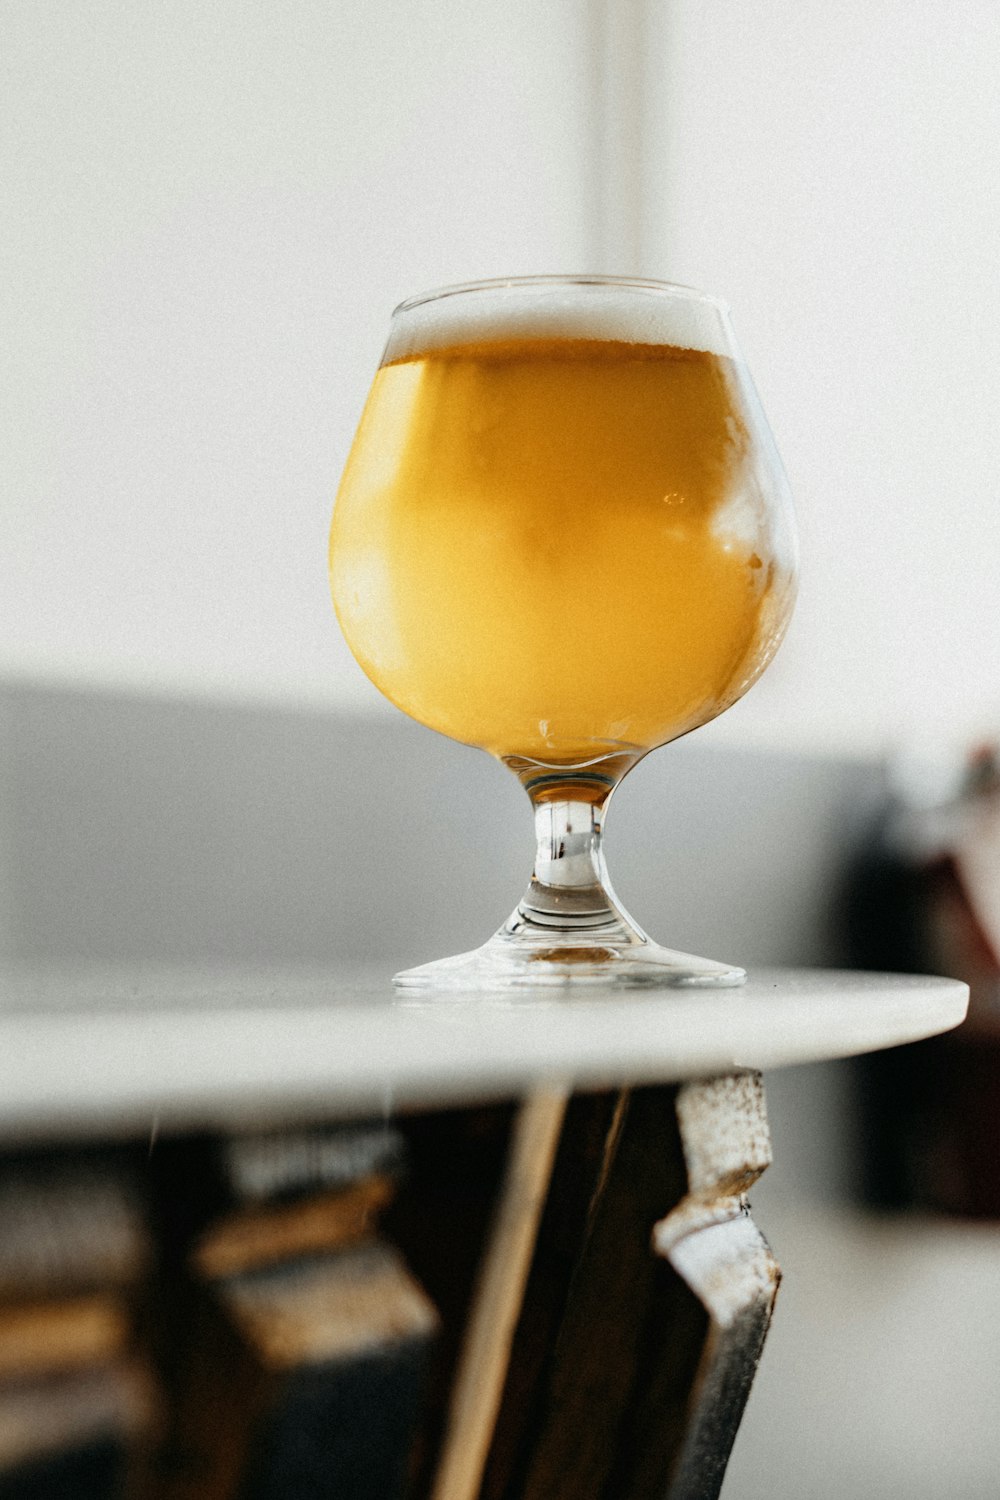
[847,744,1000,1217]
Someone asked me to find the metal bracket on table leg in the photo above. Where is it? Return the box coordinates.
[653,1073,780,1500]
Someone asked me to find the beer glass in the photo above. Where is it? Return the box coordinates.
[330,277,797,989]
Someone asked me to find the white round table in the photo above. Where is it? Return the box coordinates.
[0,963,967,1500]
[0,963,968,1139]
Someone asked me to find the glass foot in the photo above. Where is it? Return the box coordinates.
[393,931,745,992]
[394,757,746,994]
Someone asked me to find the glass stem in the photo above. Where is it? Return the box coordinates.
[502,768,647,946]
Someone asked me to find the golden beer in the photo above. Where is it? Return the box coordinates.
[331,324,793,764]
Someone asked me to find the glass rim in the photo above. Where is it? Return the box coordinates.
[393,274,730,319]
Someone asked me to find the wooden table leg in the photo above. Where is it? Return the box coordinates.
[426,1073,779,1500]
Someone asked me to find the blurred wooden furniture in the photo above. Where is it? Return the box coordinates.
[0,966,967,1500]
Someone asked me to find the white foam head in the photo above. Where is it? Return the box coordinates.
[384,277,735,362]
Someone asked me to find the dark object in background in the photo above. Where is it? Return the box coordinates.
[148,1124,439,1500]
[0,1151,156,1498]
[846,746,1000,1215]
[0,1433,129,1500]
[179,1244,437,1500]
[0,1377,148,1500]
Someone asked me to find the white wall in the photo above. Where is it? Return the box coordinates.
[641,0,1000,760]
[5,1,999,763]
[2,0,589,706]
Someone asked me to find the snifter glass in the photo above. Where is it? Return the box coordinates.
[330,276,797,990]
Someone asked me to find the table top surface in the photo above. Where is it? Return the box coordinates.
[0,962,968,1141]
